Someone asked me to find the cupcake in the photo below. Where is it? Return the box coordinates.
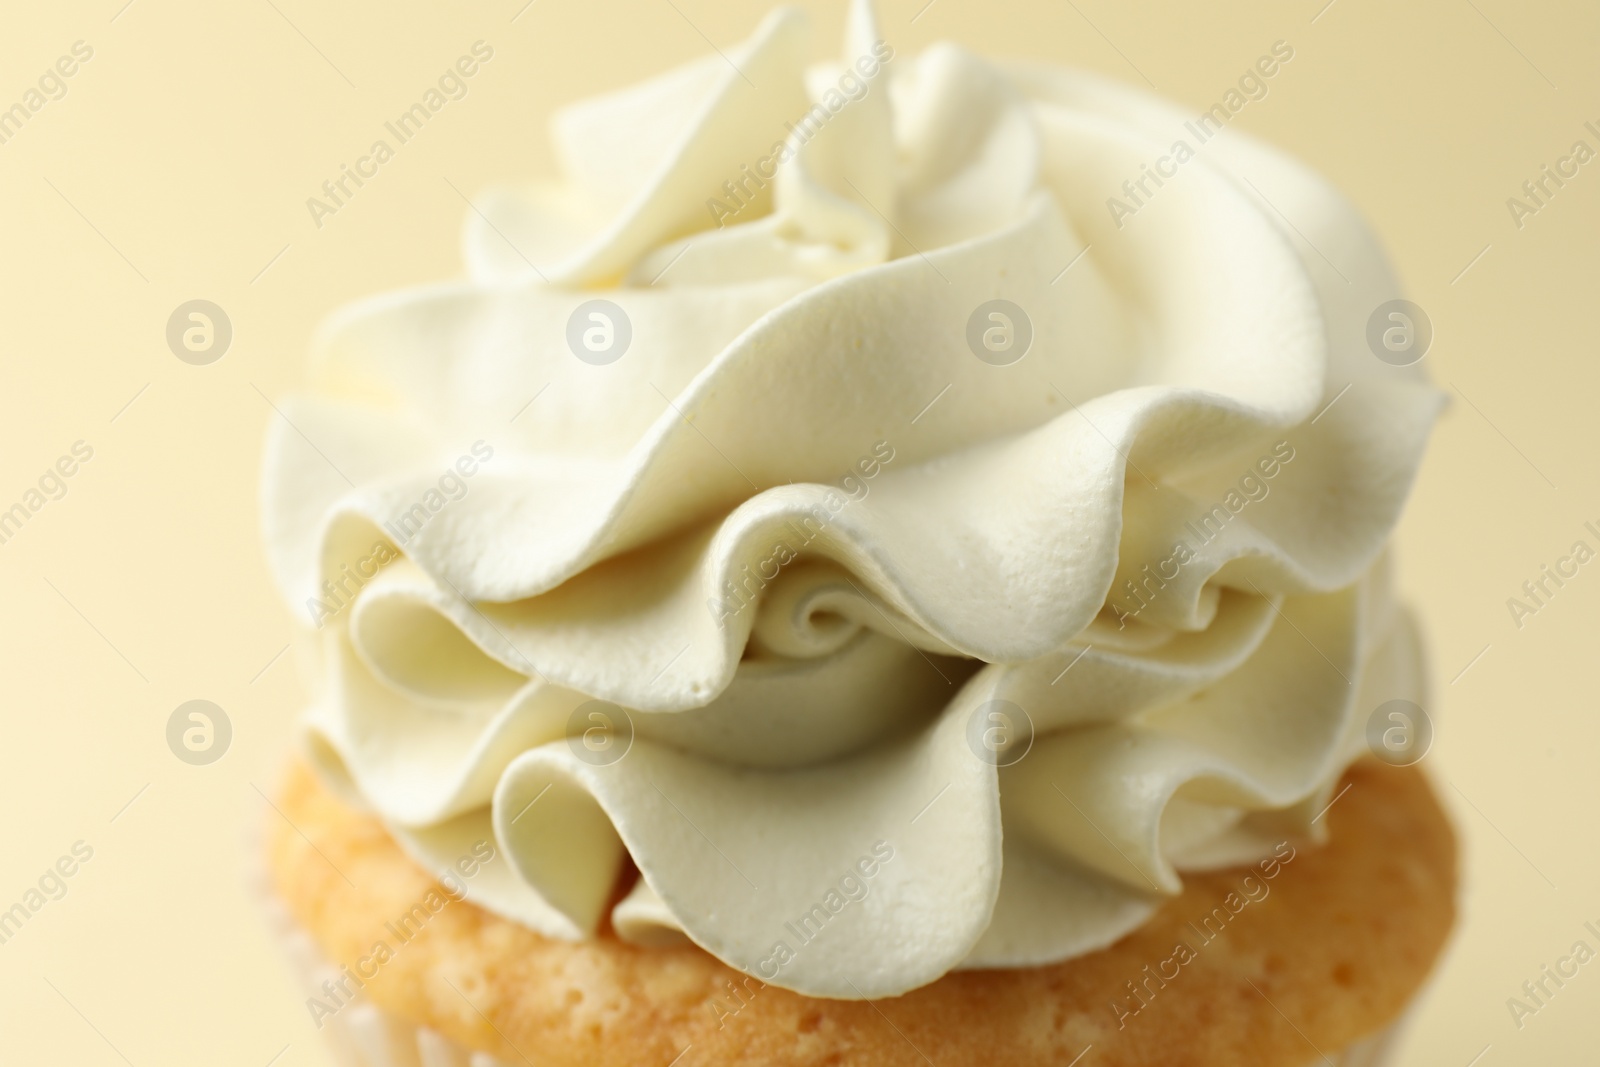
[259,2,1453,1064]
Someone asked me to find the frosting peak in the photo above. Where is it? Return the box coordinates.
[264,0,1440,998]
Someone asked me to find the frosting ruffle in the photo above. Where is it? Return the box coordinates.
[264,0,1440,998]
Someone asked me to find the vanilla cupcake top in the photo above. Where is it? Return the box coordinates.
[262,0,1441,998]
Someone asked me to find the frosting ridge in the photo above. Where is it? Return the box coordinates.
[263,0,1441,998]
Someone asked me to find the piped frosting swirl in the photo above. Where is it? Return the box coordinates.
[263,0,1440,998]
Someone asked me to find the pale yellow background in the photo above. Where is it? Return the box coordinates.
[1,0,1594,1063]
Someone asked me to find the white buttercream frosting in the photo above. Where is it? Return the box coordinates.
[262,0,1441,999]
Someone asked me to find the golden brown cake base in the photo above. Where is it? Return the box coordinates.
[266,758,1455,1066]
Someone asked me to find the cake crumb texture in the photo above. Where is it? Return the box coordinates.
[268,758,1455,1066]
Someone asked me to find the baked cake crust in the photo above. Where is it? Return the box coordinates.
[267,758,1455,1066]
